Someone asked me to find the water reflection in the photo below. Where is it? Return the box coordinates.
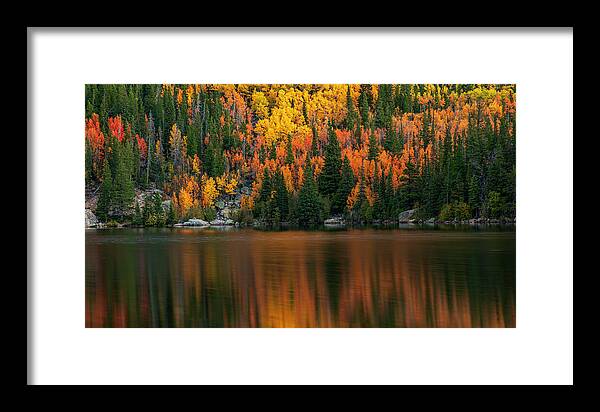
[85,228,515,327]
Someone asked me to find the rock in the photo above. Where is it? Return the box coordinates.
[215,200,225,210]
[85,208,98,228]
[161,200,172,211]
[324,216,345,225]
[398,209,417,223]
[210,219,226,226]
[225,219,235,225]
[425,217,435,224]
[188,218,209,226]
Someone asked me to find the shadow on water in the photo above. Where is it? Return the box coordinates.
[85,226,516,327]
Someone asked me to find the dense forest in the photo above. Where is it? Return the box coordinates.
[85,84,516,228]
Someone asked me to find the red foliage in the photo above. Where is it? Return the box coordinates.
[108,115,125,142]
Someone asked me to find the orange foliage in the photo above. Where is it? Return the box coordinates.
[85,114,105,176]
[108,115,124,142]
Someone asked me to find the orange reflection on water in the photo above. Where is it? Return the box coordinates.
[85,228,515,328]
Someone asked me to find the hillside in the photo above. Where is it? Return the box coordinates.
[84,84,516,228]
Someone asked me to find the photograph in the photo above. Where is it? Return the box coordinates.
[85,83,516,328]
[28,27,572,385]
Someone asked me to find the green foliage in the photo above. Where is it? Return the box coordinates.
[318,123,342,197]
[368,132,379,161]
[454,202,470,221]
[111,141,135,215]
[166,202,177,225]
[485,191,504,219]
[439,203,453,221]
[132,200,143,226]
[332,156,355,214]
[298,164,321,228]
[96,160,112,222]
[203,207,217,222]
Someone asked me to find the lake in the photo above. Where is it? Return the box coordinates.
[85,226,516,327]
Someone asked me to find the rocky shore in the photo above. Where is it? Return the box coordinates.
[85,185,516,231]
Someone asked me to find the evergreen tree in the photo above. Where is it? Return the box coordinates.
[111,142,135,216]
[318,123,342,196]
[96,160,112,222]
[399,155,419,210]
[273,170,289,222]
[285,136,294,165]
[345,84,357,132]
[152,193,165,226]
[146,112,156,186]
[368,132,379,161]
[332,156,355,215]
[259,169,272,203]
[167,202,176,225]
[133,200,143,226]
[358,85,370,128]
[85,140,93,184]
[298,163,321,228]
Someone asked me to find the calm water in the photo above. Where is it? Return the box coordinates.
[85,227,515,327]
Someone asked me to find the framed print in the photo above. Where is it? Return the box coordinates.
[28,27,573,385]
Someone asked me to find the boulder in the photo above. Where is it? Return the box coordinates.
[398,209,417,223]
[210,219,227,226]
[425,217,436,224]
[225,219,235,225]
[85,208,98,228]
[161,199,172,212]
[324,216,345,225]
[188,218,209,226]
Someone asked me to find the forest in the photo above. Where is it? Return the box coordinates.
[84,84,516,228]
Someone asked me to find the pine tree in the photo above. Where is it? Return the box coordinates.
[274,170,289,222]
[146,112,155,186]
[368,132,379,161]
[358,85,370,128]
[298,163,321,228]
[345,84,356,132]
[111,142,135,217]
[259,169,272,202]
[133,200,143,226]
[318,123,342,196]
[332,156,355,215]
[152,192,165,226]
[383,168,394,220]
[167,201,176,225]
[400,155,419,211]
[373,166,384,220]
[96,160,112,222]
[285,136,294,165]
